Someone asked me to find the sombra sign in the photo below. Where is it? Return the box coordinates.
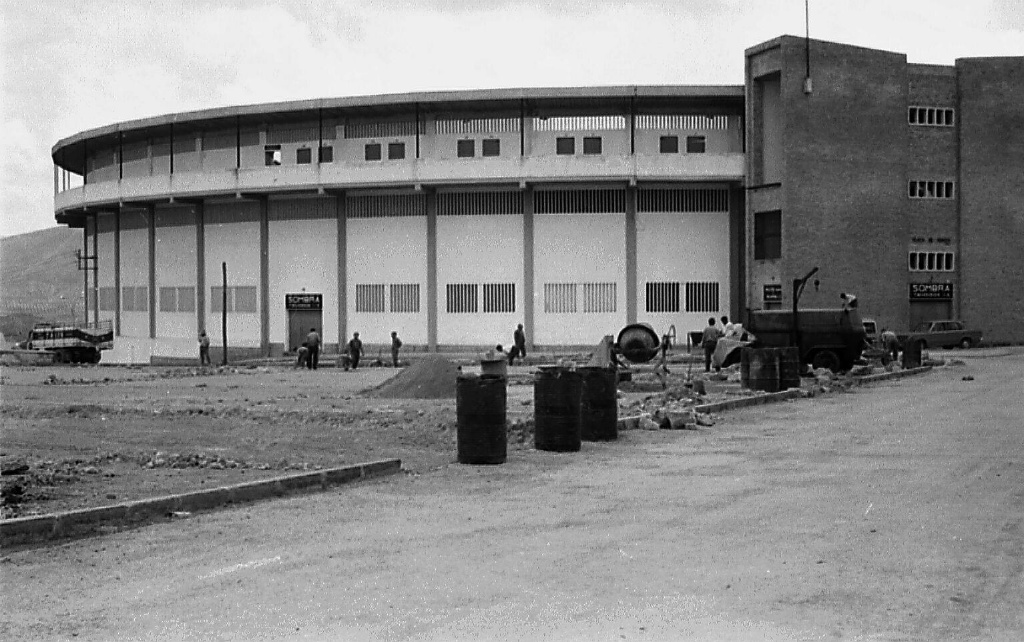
[285,293,323,310]
[909,283,953,301]
[763,284,783,303]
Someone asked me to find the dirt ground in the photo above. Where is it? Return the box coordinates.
[1,354,767,519]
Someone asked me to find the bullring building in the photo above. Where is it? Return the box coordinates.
[51,36,1024,362]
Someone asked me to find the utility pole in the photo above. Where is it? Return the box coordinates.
[221,262,228,366]
[792,267,819,352]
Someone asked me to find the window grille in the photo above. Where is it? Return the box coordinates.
[390,284,420,313]
[637,188,729,213]
[99,287,117,311]
[532,115,626,131]
[345,121,417,138]
[635,115,731,130]
[645,282,681,313]
[435,118,520,134]
[446,284,479,313]
[355,284,386,313]
[122,286,148,312]
[210,286,231,313]
[582,283,616,313]
[908,180,955,199]
[159,287,176,312]
[437,191,523,216]
[534,189,626,214]
[483,283,516,313]
[909,251,955,272]
[159,286,196,312]
[267,123,318,145]
[347,194,426,218]
[544,283,578,313]
[685,282,720,312]
[234,287,257,313]
[908,106,955,127]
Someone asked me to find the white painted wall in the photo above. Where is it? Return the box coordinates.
[268,210,338,349]
[347,216,428,347]
[533,213,626,345]
[204,205,261,347]
[155,211,197,340]
[95,215,116,325]
[636,211,731,340]
[437,214,523,345]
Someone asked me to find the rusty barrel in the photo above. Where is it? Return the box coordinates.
[534,366,582,452]
[778,347,801,390]
[902,339,923,369]
[456,374,507,465]
[741,348,781,393]
[578,366,618,441]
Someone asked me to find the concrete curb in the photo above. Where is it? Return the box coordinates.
[852,365,932,385]
[1,459,401,549]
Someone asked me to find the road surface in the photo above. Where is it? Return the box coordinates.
[3,349,1023,640]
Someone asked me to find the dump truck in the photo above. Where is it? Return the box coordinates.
[23,321,113,363]
[746,308,866,372]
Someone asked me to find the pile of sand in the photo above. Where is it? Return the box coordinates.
[364,355,461,399]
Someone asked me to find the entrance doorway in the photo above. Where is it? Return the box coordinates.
[909,301,952,330]
[285,293,324,352]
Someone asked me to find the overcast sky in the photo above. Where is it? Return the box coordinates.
[1,0,1021,237]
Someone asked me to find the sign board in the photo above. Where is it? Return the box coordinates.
[763,284,783,303]
[285,293,323,310]
[909,283,953,301]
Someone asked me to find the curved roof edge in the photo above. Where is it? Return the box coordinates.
[52,84,744,157]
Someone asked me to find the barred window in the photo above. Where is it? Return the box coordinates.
[532,115,627,131]
[685,282,720,312]
[582,283,616,313]
[99,286,117,311]
[345,121,417,138]
[390,283,420,313]
[637,188,729,213]
[645,282,680,313]
[211,286,257,313]
[435,117,520,134]
[482,283,516,313]
[908,180,955,199]
[159,286,196,313]
[446,283,478,313]
[122,286,148,312]
[635,115,731,130]
[355,284,386,313]
[534,189,626,214]
[909,251,955,272]
[544,283,577,313]
[908,106,955,127]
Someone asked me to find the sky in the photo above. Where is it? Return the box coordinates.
[1,0,1021,237]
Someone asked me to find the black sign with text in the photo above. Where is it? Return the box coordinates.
[909,283,953,301]
[763,284,783,303]
[285,293,323,310]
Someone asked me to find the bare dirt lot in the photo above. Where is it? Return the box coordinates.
[1,354,755,519]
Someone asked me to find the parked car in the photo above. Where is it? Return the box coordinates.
[898,320,983,350]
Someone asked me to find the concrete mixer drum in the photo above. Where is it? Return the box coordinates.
[616,323,661,364]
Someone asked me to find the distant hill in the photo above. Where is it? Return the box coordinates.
[1,226,83,341]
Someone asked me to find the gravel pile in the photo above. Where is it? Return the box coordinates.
[365,356,460,399]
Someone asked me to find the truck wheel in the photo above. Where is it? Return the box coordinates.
[959,338,972,349]
[811,350,840,372]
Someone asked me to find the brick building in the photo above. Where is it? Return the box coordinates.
[50,35,1023,362]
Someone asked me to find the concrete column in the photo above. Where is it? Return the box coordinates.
[259,196,270,355]
[729,185,747,322]
[114,208,121,336]
[336,193,347,350]
[625,185,637,325]
[426,189,438,351]
[92,213,99,326]
[147,204,156,339]
[195,201,206,332]
[522,185,535,350]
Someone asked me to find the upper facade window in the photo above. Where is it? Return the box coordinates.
[909,180,955,199]
[685,136,706,153]
[457,139,475,158]
[365,143,382,161]
[582,137,602,155]
[556,137,575,155]
[908,106,954,127]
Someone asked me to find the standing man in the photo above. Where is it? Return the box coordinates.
[701,317,722,373]
[347,332,363,370]
[720,315,736,339]
[510,323,527,365]
[305,327,321,370]
[198,331,211,366]
[390,331,402,367]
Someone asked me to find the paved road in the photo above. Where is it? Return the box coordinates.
[3,349,1023,641]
